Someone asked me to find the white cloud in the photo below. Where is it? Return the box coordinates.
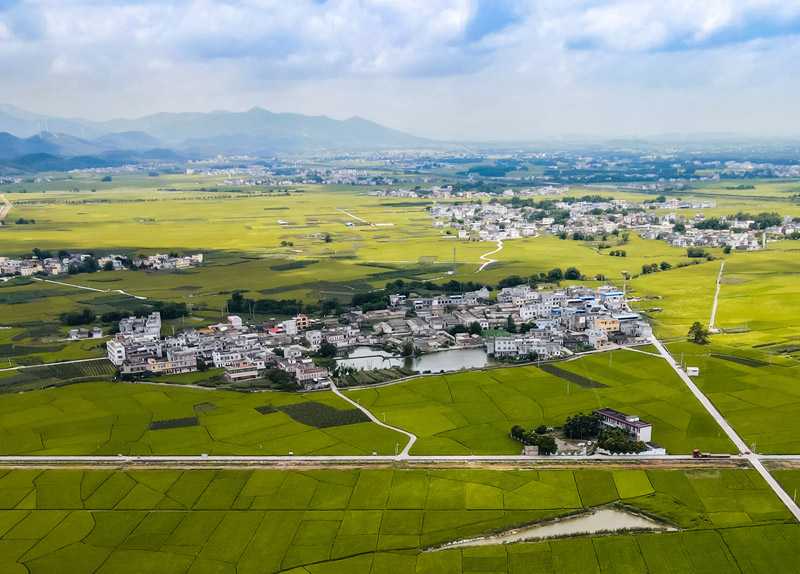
[0,0,799,138]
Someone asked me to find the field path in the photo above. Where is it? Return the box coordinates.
[335,207,369,224]
[32,277,147,300]
[0,357,108,372]
[331,380,417,456]
[709,259,725,332]
[650,335,800,522]
[476,240,503,273]
[0,193,10,223]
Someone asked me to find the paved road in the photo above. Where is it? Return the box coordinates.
[476,240,503,273]
[0,454,713,465]
[0,193,10,223]
[651,335,800,522]
[331,380,417,456]
[709,259,725,332]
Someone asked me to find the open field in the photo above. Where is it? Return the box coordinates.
[0,382,407,456]
[0,467,795,573]
[346,350,735,455]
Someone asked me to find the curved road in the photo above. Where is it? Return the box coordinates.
[331,381,417,456]
[476,240,503,273]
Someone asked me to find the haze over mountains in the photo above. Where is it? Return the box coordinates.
[0,105,430,169]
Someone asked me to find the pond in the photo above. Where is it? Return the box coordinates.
[335,346,499,373]
[436,508,674,550]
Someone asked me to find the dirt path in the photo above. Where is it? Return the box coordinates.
[476,240,503,273]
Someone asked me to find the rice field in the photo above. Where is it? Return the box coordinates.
[0,382,407,456]
[0,467,793,573]
[346,350,735,455]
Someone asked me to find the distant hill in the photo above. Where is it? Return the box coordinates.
[0,105,431,155]
[93,131,164,151]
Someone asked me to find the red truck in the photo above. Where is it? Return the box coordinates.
[693,449,731,459]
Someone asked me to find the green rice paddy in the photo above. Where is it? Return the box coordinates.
[0,467,794,573]
[346,350,735,455]
[0,382,406,456]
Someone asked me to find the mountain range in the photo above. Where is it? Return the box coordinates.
[0,105,431,170]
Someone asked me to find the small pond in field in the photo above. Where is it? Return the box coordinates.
[435,508,675,549]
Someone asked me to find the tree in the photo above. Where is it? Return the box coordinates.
[723,244,732,254]
[400,340,414,357]
[688,321,710,344]
[547,267,564,281]
[506,316,516,334]
[660,261,671,271]
[468,321,482,336]
[323,233,333,243]
[563,413,600,439]
[598,428,646,453]
[317,342,337,358]
[103,261,114,271]
[511,425,525,440]
[535,425,548,435]
[672,222,686,233]
[60,308,96,326]
[565,267,581,280]
[523,432,557,455]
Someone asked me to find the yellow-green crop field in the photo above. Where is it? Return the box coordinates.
[0,382,407,456]
[347,350,734,455]
[0,467,795,573]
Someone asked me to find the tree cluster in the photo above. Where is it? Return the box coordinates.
[510,425,557,455]
[597,428,646,453]
[562,413,600,439]
[60,308,96,326]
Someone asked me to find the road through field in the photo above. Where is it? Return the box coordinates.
[651,335,800,522]
[709,258,725,332]
[32,276,147,300]
[476,240,503,273]
[335,207,369,223]
[331,379,418,456]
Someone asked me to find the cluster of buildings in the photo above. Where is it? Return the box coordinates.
[0,252,202,276]
[106,281,650,388]
[131,252,203,270]
[0,253,94,276]
[641,213,800,250]
[107,313,334,390]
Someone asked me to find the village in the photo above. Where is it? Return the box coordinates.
[107,281,653,390]
[429,195,799,249]
[0,251,203,277]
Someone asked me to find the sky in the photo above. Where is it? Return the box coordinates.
[1,0,800,140]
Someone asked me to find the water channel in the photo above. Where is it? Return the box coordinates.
[335,346,499,373]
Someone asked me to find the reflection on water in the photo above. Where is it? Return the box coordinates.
[335,346,498,372]
[437,508,674,550]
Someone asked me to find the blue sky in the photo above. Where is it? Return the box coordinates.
[1,0,800,139]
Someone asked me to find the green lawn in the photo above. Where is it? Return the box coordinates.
[0,467,794,574]
[346,350,735,455]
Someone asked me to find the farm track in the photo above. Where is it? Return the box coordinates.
[476,240,503,272]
